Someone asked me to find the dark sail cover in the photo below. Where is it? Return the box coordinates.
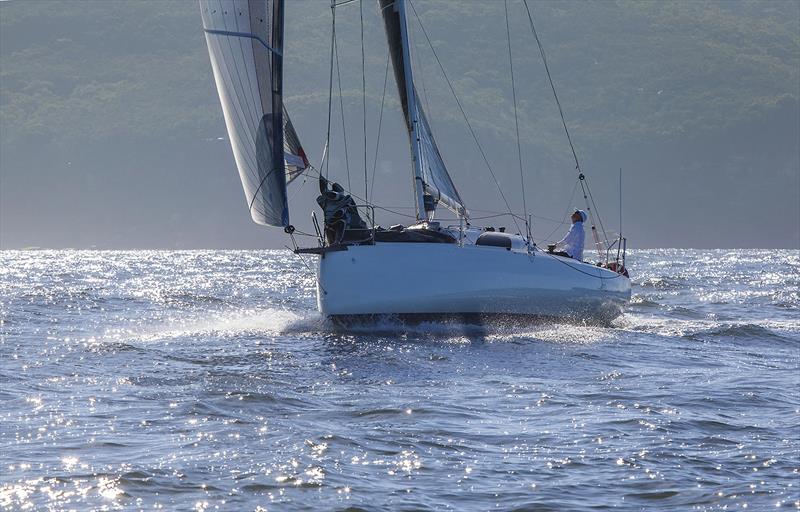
[201,0,307,227]
[379,0,466,217]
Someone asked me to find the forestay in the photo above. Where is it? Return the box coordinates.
[200,0,309,227]
[379,0,467,219]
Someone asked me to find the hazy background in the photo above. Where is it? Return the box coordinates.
[1,0,798,249]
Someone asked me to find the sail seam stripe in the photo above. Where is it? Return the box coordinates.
[211,1,261,185]
[247,167,282,217]
[231,5,263,157]
[218,6,264,205]
[206,23,261,187]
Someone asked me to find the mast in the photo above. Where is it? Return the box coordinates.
[397,1,428,222]
[381,0,426,221]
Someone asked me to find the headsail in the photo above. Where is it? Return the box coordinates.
[414,98,463,216]
[379,0,466,219]
[200,0,308,227]
[283,104,310,183]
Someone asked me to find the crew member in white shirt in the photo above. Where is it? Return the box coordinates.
[550,209,587,261]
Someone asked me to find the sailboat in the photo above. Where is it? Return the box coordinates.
[199,0,631,323]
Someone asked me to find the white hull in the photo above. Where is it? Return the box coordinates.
[315,243,630,322]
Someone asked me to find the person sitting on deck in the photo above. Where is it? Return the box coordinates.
[317,176,367,245]
[549,209,587,261]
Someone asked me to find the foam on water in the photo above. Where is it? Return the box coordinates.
[129,307,310,342]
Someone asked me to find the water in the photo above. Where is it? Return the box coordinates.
[0,249,797,511]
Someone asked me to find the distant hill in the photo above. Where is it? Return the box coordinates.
[2,1,797,146]
[1,0,798,248]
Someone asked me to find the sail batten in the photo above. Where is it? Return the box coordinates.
[200,0,308,227]
[204,29,283,56]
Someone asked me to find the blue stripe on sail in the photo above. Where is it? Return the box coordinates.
[203,28,283,57]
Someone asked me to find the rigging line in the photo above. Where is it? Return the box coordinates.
[367,207,560,227]
[324,0,337,178]
[407,0,522,235]
[284,230,318,239]
[470,209,568,225]
[542,251,624,280]
[285,249,328,295]
[619,167,622,236]
[409,18,432,116]
[583,174,610,249]
[436,213,526,222]
[578,177,604,259]
[287,174,307,202]
[247,168,281,217]
[304,165,418,219]
[522,0,610,257]
[521,0,580,174]
[372,205,417,219]
[369,51,391,205]
[310,164,562,227]
[540,178,579,243]
[285,227,319,238]
[333,28,352,191]
[504,0,529,241]
[360,0,369,223]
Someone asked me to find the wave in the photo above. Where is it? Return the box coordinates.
[617,314,799,344]
[629,296,662,308]
[691,323,796,342]
[636,276,687,290]
[666,305,706,319]
[159,292,225,306]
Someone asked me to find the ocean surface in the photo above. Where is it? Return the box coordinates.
[0,249,798,511]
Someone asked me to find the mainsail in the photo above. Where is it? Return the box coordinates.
[379,0,466,220]
[200,0,309,227]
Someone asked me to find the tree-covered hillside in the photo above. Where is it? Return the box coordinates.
[2,1,796,146]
